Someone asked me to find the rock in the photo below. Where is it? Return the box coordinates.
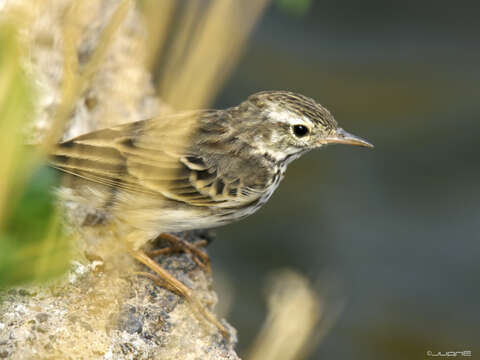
[0,231,238,359]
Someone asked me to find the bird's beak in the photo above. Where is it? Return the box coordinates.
[322,128,374,148]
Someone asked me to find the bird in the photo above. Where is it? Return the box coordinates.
[49,90,373,337]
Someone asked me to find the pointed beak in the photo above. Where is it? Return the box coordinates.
[323,128,374,148]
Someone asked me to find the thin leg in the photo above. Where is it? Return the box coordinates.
[134,271,178,293]
[149,233,210,271]
[132,250,228,339]
[148,239,208,257]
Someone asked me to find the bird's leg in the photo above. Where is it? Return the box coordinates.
[132,250,228,339]
[133,271,179,293]
[147,238,208,257]
[148,233,210,271]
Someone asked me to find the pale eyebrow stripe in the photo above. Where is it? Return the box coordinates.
[267,109,315,128]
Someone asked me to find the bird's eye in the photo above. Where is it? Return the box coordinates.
[292,124,309,137]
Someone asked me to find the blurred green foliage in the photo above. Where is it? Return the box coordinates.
[0,22,70,287]
[0,166,69,286]
[276,0,312,16]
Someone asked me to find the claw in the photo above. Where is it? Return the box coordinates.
[151,233,211,272]
[132,250,229,339]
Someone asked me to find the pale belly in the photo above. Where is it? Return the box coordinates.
[60,168,284,249]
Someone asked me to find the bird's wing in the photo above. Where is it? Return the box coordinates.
[50,111,264,207]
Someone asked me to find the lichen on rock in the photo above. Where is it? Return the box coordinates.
[0,231,238,359]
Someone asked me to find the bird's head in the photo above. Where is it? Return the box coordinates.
[236,90,373,162]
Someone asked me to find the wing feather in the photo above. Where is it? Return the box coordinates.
[50,111,265,208]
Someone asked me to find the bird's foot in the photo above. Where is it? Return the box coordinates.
[132,250,228,339]
[148,232,210,271]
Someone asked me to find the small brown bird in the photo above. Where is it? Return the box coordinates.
[50,90,373,336]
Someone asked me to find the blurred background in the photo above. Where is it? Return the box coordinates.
[0,0,478,359]
[210,1,480,359]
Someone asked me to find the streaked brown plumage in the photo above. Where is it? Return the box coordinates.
[51,91,372,247]
[49,90,372,336]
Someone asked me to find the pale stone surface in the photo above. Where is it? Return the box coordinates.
[0,231,238,359]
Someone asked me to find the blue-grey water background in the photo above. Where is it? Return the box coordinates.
[208,1,480,359]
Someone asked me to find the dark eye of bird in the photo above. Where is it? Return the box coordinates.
[292,124,309,137]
